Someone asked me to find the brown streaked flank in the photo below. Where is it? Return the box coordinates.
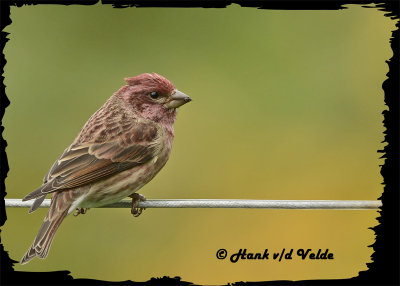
[21,73,191,264]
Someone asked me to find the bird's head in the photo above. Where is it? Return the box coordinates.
[117,73,191,124]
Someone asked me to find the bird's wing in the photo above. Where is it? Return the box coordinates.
[23,120,159,201]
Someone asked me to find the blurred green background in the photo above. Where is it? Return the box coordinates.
[2,3,397,284]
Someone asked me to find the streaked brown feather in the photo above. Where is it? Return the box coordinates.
[49,153,97,178]
[58,146,89,161]
[23,106,159,202]
[22,73,182,265]
[21,191,79,264]
[29,195,46,213]
[50,161,135,190]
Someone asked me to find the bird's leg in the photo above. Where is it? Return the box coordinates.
[74,208,89,216]
[129,193,147,217]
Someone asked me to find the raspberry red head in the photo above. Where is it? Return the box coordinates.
[117,73,191,123]
[125,73,175,95]
[20,73,192,264]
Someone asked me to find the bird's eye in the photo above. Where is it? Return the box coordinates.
[150,91,159,99]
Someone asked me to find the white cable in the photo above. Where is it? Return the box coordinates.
[5,199,382,210]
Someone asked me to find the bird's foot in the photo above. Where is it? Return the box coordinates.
[74,208,89,216]
[129,193,146,217]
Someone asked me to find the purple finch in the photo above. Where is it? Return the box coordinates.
[21,73,191,264]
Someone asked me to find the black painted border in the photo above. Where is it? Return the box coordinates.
[0,1,398,285]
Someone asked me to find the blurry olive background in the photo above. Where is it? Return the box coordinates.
[2,3,397,284]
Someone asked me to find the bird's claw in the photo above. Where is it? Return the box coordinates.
[129,193,146,217]
[74,208,89,216]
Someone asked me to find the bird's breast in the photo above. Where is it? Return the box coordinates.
[80,130,173,208]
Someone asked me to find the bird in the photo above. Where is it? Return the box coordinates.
[20,73,192,264]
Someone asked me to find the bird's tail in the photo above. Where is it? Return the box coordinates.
[21,195,72,265]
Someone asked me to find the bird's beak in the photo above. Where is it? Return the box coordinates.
[165,90,192,109]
